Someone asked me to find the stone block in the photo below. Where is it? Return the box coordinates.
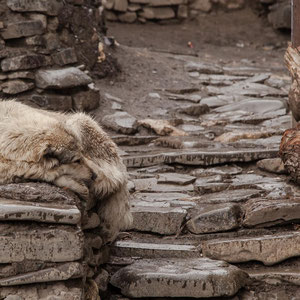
[0,224,84,263]
[149,0,184,6]
[177,4,188,18]
[35,67,92,89]
[139,7,175,19]
[106,10,118,21]
[72,88,100,111]
[1,54,49,72]
[1,20,45,40]
[8,71,34,80]
[2,80,34,94]
[28,13,47,28]
[114,0,128,11]
[102,111,138,134]
[185,61,223,74]
[52,48,78,66]
[157,173,196,185]
[118,12,137,23]
[110,258,248,298]
[6,0,63,16]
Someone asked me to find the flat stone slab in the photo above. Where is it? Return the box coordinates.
[0,198,81,224]
[112,241,200,258]
[256,158,286,174]
[35,67,92,89]
[202,231,300,265]
[243,198,300,227]
[191,165,243,177]
[156,173,196,185]
[185,61,223,74]
[103,111,137,134]
[186,204,240,234]
[130,206,187,235]
[0,224,83,263]
[0,262,83,286]
[110,258,248,298]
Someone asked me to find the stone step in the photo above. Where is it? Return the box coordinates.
[111,240,200,258]
[110,258,248,298]
[202,231,300,266]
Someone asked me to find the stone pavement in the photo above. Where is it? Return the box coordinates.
[103,57,300,299]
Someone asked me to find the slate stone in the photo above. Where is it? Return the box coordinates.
[185,61,223,74]
[186,204,241,234]
[243,198,300,227]
[51,48,78,66]
[256,158,286,174]
[202,231,300,265]
[191,165,243,177]
[2,80,34,94]
[149,0,184,6]
[130,206,187,235]
[35,67,92,89]
[194,176,229,195]
[1,54,49,72]
[102,111,138,134]
[167,93,202,103]
[123,153,165,167]
[6,0,63,16]
[8,71,34,80]
[0,198,81,224]
[139,7,175,19]
[0,262,83,286]
[1,20,45,40]
[178,104,210,116]
[157,173,196,185]
[268,1,291,29]
[197,74,248,86]
[114,0,128,11]
[110,258,248,298]
[118,12,137,23]
[223,66,270,76]
[112,241,201,258]
[72,89,100,111]
[0,224,83,263]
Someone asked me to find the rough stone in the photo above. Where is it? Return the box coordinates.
[268,1,291,29]
[243,198,300,227]
[110,258,248,298]
[6,0,63,16]
[197,74,248,86]
[185,61,223,74]
[72,88,100,111]
[51,48,78,66]
[191,165,243,177]
[157,173,196,185]
[8,71,34,80]
[2,80,34,94]
[112,241,201,258]
[194,175,229,195]
[189,0,212,11]
[202,231,300,265]
[1,20,45,40]
[28,13,47,29]
[149,0,183,6]
[0,224,83,263]
[118,12,137,23]
[102,111,138,134]
[215,130,278,143]
[35,67,92,89]
[1,54,49,72]
[256,158,286,174]
[94,268,110,292]
[179,104,210,116]
[167,93,202,103]
[114,0,128,11]
[139,7,175,19]
[130,206,187,234]
[105,10,119,21]
[187,204,241,234]
[177,4,188,18]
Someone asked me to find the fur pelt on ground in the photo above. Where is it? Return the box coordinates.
[0,100,132,243]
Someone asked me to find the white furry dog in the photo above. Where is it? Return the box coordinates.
[0,100,132,242]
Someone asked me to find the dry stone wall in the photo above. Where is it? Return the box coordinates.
[0,0,108,112]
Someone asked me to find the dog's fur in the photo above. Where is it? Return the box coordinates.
[0,100,132,242]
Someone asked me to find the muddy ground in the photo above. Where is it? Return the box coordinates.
[94,7,289,122]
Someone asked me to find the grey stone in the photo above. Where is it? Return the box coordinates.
[256,158,286,174]
[102,111,137,134]
[130,206,187,234]
[139,7,175,19]
[189,0,212,11]
[1,54,49,72]
[0,224,83,263]
[167,93,202,103]
[94,268,110,292]
[114,0,128,11]
[104,0,114,9]
[118,12,137,23]
[157,173,196,185]
[112,241,200,258]
[187,204,241,234]
[191,165,243,177]
[194,176,229,195]
[177,4,188,18]
[268,2,291,29]
[0,262,83,286]
[35,67,92,89]
[197,74,248,86]
[202,231,300,265]
[178,104,210,116]
[123,153,165,167]
[149,0,183,6]
[2,80,34,94]
[223,66,270,76]
[8,71,34,80]
[185,61,223,74]
[128,3,141,11]
[243,198,300,227]
[51,48,78,66]
[110,258,248,298]
[0,198,81,224]
[105,10,118,21]
[6,0,63,16]
[28,13,47,29]
[72,89,100,112]
[1,20,45,40]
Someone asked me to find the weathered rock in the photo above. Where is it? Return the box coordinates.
[0,198,81,224]
[0,262,83,286]
[102,112,138,134]
[6,0,63,16]
[35,67,92,89]
[112,241,200,258]
[114,0,128,11]
[139,7,175,19]
[110,258,248,298]
[256,158,286,174]
[243,198,300,227]
[189,0,212,11]
[51,48,78,66]
[186,204,241,234]
[0,224,83,263]
[191,165,243,177]
[105,10,118,21]
[157,173,196,185]
[197,74,248,86]
[167,93,202,103]
[149,0,183,6]
[178,104,210,116]
[185,61,223,74]
[268,1,291,29]
[8,71,34,80]
[118,12,137,23]
[215,130,277,143]
[94,268,110,292]
[82,212,100,230]
[202,231,300,265]
[2,80,34,94]
[1,54,49,72]
[123,153,165,167]
[1,20,45,40]
[177,4,188,18]
[72,88,100,111]
[194,175,229,195]
[130,206,187,234]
